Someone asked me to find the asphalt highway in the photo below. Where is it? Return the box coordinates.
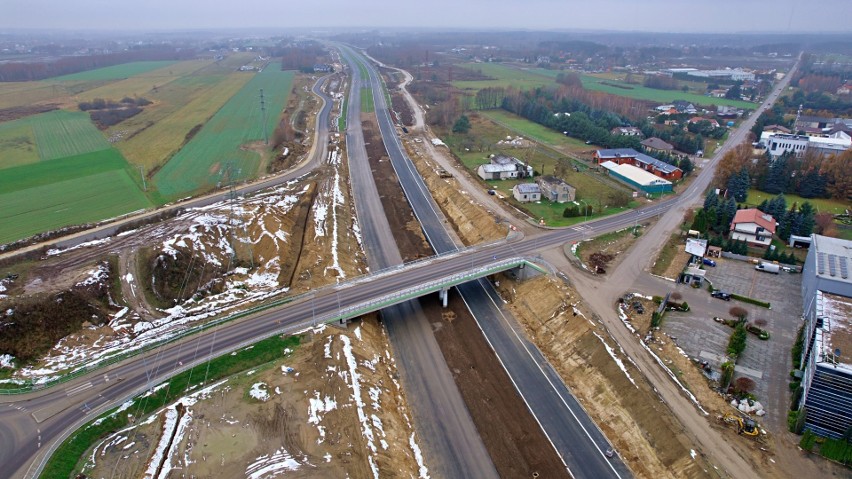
[351,46,630,478]
[2,52,797,479]
[339,46,499,477]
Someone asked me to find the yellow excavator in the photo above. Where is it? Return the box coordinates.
[722,413,759,438]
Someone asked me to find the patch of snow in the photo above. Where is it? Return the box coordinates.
[593,332,637,387]
[143,408,179,478]
[353,326,362,341]
[245,448,303,478]
[690,449,697,460]
[249,382,270,401]
[0,354,14,369]
[409,432,430,478]
[76,263,109,287]
[341,335,379,478]
[640,340,708,415]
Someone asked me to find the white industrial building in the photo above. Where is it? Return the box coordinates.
[599,161,672,194]
[686,68,755,81]
[759,131,851,159]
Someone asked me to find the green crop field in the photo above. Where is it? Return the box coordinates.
[28,110,112,160]
[50,61,179,82]
[112,71,253,171]
[152,68,295,201]
[455,62,755,109]
[0,149,151,244]
[75,60,212,102]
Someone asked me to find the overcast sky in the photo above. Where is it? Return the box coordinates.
[4,0,851,33]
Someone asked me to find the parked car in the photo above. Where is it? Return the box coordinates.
[487,189,496,195]
[711,291,732,301]
[703,258,717,267]
[755,262,780,274]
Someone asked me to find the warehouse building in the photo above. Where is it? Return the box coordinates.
[599,161,672,194]
[799,234,852,440]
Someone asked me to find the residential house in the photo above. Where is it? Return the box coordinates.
[593,148,682,180]
[799,235,852,440]
[512,183,541,203]
[708,88,729,98]
[536,176,576,203]
[611,126,643,137]
[672,100,698,114]
[716,105,742,118]
[476,155,533,180]
[688,117,720,128]
[763,124,791,134]
[640,137,675,154]
[729,209,776,247]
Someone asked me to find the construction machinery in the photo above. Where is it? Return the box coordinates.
[722,413,760,438]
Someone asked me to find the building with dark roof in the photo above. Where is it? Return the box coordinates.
[640,137,675,154]
[593,148,682,180]
[536,176,576,203]
[512,183,541,203]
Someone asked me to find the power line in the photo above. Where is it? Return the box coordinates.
[260,88,269,145]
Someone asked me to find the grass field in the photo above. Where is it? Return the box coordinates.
[361,87,375,113]
[0,149,152,244]
[744,189,850,215]
[455,62,755,109]
[480,110,589,153]
[112,70,253,171]
[152,68,295,201]
[74,60,212,103]
[0,120,38,168]
[50,61,179,82]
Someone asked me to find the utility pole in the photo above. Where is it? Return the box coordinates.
[260,89,269,145]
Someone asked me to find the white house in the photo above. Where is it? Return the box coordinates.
[730,208,777,247]
[512,183,541,203]
[477,163,519,180]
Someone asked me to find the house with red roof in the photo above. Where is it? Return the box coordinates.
[730,209,777,247]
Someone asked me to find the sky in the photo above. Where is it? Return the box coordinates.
[4,0,852,33]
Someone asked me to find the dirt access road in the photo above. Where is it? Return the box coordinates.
[540,57,810,478]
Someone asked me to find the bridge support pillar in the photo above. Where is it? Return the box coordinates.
[439,287,449,308]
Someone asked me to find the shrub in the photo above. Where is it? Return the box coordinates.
[791,326,805,370]
[730,294,771,308]
[754,318,768,327]
[651,311,662,328]
[727,323,748,357]
[721,361,735,389]
[670,292,682,300]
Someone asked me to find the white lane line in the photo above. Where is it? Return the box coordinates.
[65,381,93,396]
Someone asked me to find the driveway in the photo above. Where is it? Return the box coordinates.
[661,256,803,432]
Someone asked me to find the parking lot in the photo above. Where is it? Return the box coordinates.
[661,257,803,431]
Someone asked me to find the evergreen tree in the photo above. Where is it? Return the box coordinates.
[795,202,816,237]
[726,167,750,203]
[691,209,708,233]
[762,152,791,194]
[767,194,787,221]
[798,170,827,199]
[452,115,471,134]
[679,156,694,175]
[778,207,796,241]
[720,197,737,234]
[703,190,718,211]
[757,199,769,212]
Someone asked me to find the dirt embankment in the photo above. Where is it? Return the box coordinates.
[84,318,427,479]
[403,139,505,246]
[497,275,712,479]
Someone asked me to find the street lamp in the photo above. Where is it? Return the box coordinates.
[577,198,591,222]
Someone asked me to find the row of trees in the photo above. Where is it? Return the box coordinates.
[714,143,851,201]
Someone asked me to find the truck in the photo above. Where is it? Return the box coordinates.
[755,262,780,274]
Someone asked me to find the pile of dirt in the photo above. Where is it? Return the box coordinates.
[403,140,505,245]
[496,275,712,479]
[83,318,428,479]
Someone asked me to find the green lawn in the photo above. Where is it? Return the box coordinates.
[744,189,850,215]
[454,63,554,92]
[50,61,179,82]
[480,110,589,152]
[152,68,295,202]
[361,87,375,113]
